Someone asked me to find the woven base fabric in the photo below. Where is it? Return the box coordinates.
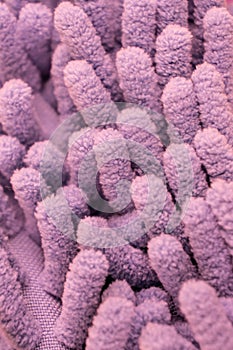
[6,231,70,350]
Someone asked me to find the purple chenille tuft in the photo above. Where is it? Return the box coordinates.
[183,197,233,296]
[139,322,196,350]
[130,174,185,239]
[64,60,117,127]
[108,210,149,249]
[191,0,225,65]
[155,24,192,88]
[64,60,111,109]
[77,216,113,248]
[148,234,197,306]
[35,186,84,298]
[23,140,54,170]
[3,0,24,17]
[162,77,200,144]
[85,296,134,350]
[73,0,117,51]
[0,238,27,287]
[156,0,189,34]
[62,184,90,218]
[163,143,208,199]
[0,135,26,183]
[117,106,164,165]
[122,0,157,57]
[101,279,136,304]
[206,179,233,256]
[0,184,24,239]
[23,140,67,190]
[0,4,41,91]
[104,243,159,289]
[10,167,47,245]
[67,127,97,191]
[54,2,119,99]
[116,46,161,111]
[136,286,170,306]
[130,175,167,230]
[192,62,233,145]
[93,127,133,210]
[179,279,233,350]
[54,249,109,349]
[0,79,42,146]
[204,7,233,106]
[77,216,158,287]
[194,127,233,181]
[51,44,76,116]
[16,3,53,76]
[54,2,105,62]
[126,298,171,350]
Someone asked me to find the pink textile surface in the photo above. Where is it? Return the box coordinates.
[0,0,233,349]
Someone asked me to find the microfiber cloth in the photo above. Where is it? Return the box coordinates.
[0,1,233,350]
